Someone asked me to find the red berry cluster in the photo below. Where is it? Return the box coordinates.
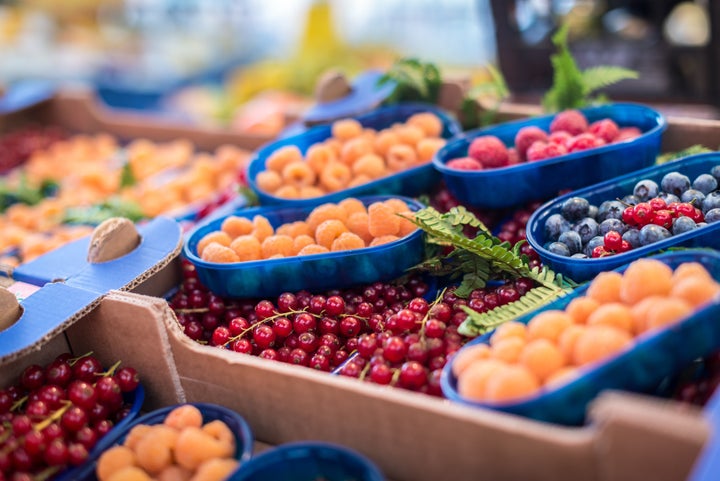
[592,230,632,258]
[622,199,704,229]
[170,261,535,397]
[0,126,65,174]
[0,353,140,479]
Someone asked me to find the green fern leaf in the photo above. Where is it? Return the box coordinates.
[581,66,638,95]
[458,284,571,336]
[656,145,713,165]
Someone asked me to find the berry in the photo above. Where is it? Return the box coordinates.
[573,217,599,244]
[661,172,691,197]
[588,118,619,142]
[446,157,483,171]
[272,317,293,338]
[702,192,720,214]
[232,338,252,354]
[383,337,408,364]
[526,140,568,161]
[339,316,362,338]
[681,189,705,205]
[399,362,427,390]
[68,381,98,411]
[632,203,654,225]
[560,197,590,221]
[253,325,276,350]
[62,406,88,432]
[369,364,393,384]
[309,354,330,371]
[651,209,673,229]
[547,242,571,256]
[693,174,718,195]
[603,230,623,251]
[633,179,659,202]
[706,208,720,224]
[293,313,316,333]
[638,224,672,246]
[598,218,626,237]
[567,133,603,153]
[324,296,345,316]
[597,200,626,222]
[544,213,571,241]
[514,126,548,159]
[45,361,72,387]
[467,135,509,168]
[95,377,123,408]
[550,109,588,135]
[20,364,45,391]
[288,348,310,366]
[211,326,230,346]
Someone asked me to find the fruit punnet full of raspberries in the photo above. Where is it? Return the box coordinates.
[446,157,483,170]
[467,135,510,168]
[549,109,588,136]
[514,126,548,160]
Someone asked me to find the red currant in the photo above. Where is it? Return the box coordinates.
[253,325,276,350]
[339,316,362,338]
[398,361,427,390]
[324,296,345,316]
[369,363,393,385]
[293,313,316,334]
[621,206,636,225]
[211,326,230,346]
[603,230,623,251]
[632,203,654,225]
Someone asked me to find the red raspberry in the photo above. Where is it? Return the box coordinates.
[514,126,547,160]
[446,157,483,171]
[467,135,509,168]
[548,131,572,146]
[507,147,520,165]
[567,133,605,153]
[526,140,568,161]
[616,127,642,142]
[588,119,619,143]
[549,110,589,135]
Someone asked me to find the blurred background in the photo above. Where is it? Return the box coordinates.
[0,0,717,129]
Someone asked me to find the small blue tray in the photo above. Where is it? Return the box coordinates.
[247,103,461,208]
[184,195,426,298]
[229,442,384,481]
[78,402,253,481]
[54,383,145,481]
[441,250,720,425]
[526,153,720,282]
[432,103,666,209]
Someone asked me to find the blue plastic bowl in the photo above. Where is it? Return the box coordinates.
[247,103,461,208]
[441,250,720,426]
[526,153,720,282]
[54,384,145,481]
[78,403,254,481]
[432,103,666,209]
[184,195,426,298]
[229,442,385,481]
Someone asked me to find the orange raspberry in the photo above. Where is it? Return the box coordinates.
[386,144,418,171]
[368,202,400,237]
[274,185,300,199]
[573,325,633,367]
[374,130,400,157]
[587,271,623,303]
[293,235,315,254]
[340,137,374,166]
[314,220,349,249]
[565,296,600,324]
[457,359,508,402]
[416,137,446,163]
[644,298,693,332]
[266,145,302,173]
[407,112,443,137]
[490,337,525,363]
[397,211,417,237]
[197,231,231,257]
[282,161,316,187]
[251,215,274,242]
[261,235,294,258]
[200,242,240,263]
[254,170,282,193]
[483,364,540,403]
[489,321,527,346]
[451,344,491,377]
[331,118,363,141]
[586,303,633,332]
[299,186,326,198]
[672,262,713,284]
[619,259,673,305]
[346,211,373,245]
[307,203,348,233]
[277,221,312,238]
[306,144,337,174]
[338,198,367,217]
[527,310,573,343]
[369,235,399,246]
[670,276,720,308]
[320,162,351,192]
[229,235,262,262]
[383,198,410,213]
[519,338,566,383]
[352,154,387,179]
[221,216,253,239]
[297,244,330,256]
[394,124,424,147]
[331,232,366,251]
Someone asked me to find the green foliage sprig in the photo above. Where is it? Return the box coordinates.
[378,58,442,104]
[542,24,638,112]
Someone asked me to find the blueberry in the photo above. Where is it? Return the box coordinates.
[692,174,718,195]
[588,204,598,219]
[596,200,625,222]
[622,228,641,248]
[672,216,697,235]
[702,192,720,214]
[560,197,590,221]
[711,165,720,183]
[544,213,571,241]
[661,172,691,197]
[639,224,672,246]
[584,236,605,256]
[558,230,582,254]
[705,208,720,224]
[598,218,626,236]
[633,179,659,201]
[657,192,680,205]
[573,217,599,244]
[698,222,708,228]
[680,189,705,205]
[571,253,588,259]
[621,194,640,206]
[547,242,571,257]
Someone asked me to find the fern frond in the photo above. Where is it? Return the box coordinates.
[458,284,571,336]
[581,66,638,95]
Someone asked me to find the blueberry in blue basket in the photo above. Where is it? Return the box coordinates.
[703,192,720,214]
[560,197,590,221]
[558,230,583,254]
[672,216,698,235]
[706,208,720,224]
[681,189,705,205]
[661,172,691,197]
[692,174,718,195]
[633,179,659,202]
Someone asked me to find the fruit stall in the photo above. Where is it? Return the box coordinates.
[3,5,720,480]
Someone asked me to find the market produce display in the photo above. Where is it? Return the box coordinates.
[0,126,66,174]
[0,352,142,480]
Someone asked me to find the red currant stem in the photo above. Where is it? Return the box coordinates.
[34,466,61,481]
[419,287,447,344]
[174,307,210,314]
[616,197,633,207]
[96,359,122,378]
[10,394,28,412]
[33,401,72,432]
[68,351,94,366]
[0,426,10,444]
[222,308,313,346]
[390,367,401,386]
[358,362,372,381]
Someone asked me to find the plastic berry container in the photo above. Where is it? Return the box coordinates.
[432,103,666,209]
[441,250,720,426]
[228,441,385,481]
[526,152,720,282]
[183,195,426,298]
[78,402,254,481]
[247,103,461,208]
[53,384,146,481]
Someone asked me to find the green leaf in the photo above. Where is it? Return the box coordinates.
[119,161,136,189]
[458,284,572,337]
[656,145,713,165]
[379,57,442,104]
[581,66,639,95]
[63,197,144,225]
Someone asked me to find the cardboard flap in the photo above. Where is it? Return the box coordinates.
[588,390,709,481]
[13,216,182,292]
[0,283,101,362]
